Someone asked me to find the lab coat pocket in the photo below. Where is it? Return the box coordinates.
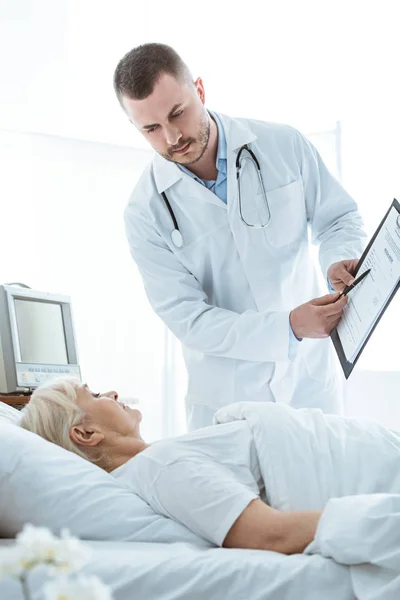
[263,179,306,248]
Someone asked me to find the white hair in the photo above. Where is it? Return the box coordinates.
[19,377,91,462]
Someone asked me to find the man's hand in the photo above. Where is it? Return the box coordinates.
[290,292,348,339]
[327,259,360,292]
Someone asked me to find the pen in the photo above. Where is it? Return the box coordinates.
[338,269,371,299]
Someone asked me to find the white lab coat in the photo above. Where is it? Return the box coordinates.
[124,113,366,430]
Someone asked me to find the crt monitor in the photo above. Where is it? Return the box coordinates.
[0,284,81,394]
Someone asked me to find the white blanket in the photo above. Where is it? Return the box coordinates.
[214,402,400,599]
[0,539,354,600]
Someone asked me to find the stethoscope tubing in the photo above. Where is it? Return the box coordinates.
[163,144,271,247]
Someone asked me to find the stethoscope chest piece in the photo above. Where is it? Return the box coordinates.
[171,229,183,248]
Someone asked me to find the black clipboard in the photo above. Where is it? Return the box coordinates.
[331,198,400,379]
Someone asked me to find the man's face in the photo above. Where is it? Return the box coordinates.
[122,73,210,166]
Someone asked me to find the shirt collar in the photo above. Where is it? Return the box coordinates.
[177,110,226,181]
[152,112,257,194]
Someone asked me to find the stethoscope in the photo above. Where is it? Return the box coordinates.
[161,144,272,248]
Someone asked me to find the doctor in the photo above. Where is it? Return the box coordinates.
[114,43,367,430]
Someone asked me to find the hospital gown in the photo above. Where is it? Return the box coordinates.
[111,403,400,550]
[111,421,265,545]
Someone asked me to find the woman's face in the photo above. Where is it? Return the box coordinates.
[75,383,142,438]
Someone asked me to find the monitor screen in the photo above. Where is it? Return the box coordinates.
[14,299,68,365]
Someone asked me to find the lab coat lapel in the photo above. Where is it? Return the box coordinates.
[151,113,257,207]
[222,116,282,312]
[219,113,261,218]
[152,150,226,209]
[217,113,257,153]
[153,152,183,194]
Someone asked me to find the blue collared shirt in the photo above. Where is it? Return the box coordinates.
[177,112,228,204]
[177,111,300,359]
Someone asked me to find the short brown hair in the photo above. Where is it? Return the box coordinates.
[113,43,193,104]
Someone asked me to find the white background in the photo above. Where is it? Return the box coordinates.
[1,0,399,437]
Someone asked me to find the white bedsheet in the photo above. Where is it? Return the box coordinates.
[0,539,353,600]
[214,402,400,599]
[306,494,400,600]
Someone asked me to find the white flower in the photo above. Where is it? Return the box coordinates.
[14,524,90,572]
[50,529,91,573]
[44,574,114,600]
[0,527,110,600]
[16,524,60,569]
[0,547,24,580]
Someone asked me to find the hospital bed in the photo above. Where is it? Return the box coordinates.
[0,539,353,599]
[0,402,355,599]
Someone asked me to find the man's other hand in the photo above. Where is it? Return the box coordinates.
[328,259,360,292]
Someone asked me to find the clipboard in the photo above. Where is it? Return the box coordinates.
[331,198,400,378]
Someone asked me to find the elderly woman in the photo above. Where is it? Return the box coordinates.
[20,377,400,556]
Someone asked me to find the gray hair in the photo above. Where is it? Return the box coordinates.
[19,378,91,462]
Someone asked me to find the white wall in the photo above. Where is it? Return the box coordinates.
[344,371,400,430]
[0,129,174,440]
[2,0,400,148]
[1,0,400,434]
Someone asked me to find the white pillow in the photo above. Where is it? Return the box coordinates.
[0,423,211,546]
[0,401,20,425]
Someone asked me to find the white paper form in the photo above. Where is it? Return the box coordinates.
[337,206,400,362]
